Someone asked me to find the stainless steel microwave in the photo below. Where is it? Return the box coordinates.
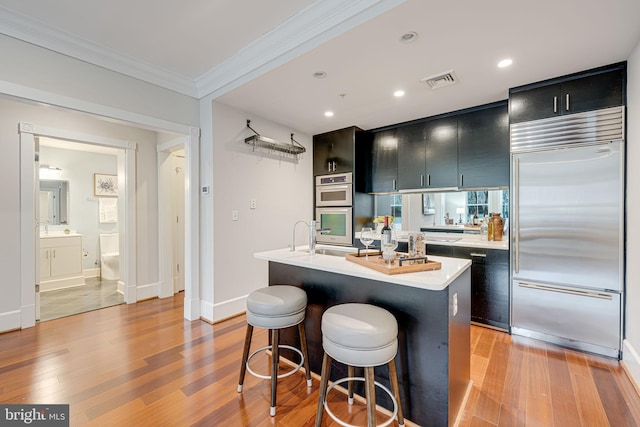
[315,207,353,246]
[315,172,352,207]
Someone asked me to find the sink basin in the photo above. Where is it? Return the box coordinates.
[303,248,353,256]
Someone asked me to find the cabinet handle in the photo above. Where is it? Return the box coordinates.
[52,249,56,258]
[327,161,331,173]
[553,96,557,113]
[428,174,431,186]
[392,179,397,191]
[420,174,424,187]
[565,93,570,111]
[470,253,487,258]
[459,174,463,187]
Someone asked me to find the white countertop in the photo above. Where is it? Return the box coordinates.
[254,246,471,292]
[359,231,509,250]
[40,232,82,238]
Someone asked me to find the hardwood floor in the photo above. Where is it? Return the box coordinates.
[1,294,639,426]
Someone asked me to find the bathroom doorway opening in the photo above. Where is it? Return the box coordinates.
[37,137,125,321]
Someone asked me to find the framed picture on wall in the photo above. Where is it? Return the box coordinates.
[94,173,118,197]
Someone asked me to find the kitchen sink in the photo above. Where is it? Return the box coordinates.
[303,248,353,256]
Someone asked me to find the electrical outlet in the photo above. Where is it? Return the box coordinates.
[250,198,256,209]
[452,293,458,316]
[232,210,239,221]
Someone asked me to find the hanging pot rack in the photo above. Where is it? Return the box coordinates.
[244,120,306,158]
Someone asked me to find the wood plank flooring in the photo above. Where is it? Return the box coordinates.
[1,294,639,426]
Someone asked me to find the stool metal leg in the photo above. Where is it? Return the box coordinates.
[347,365,355,405]
[315,353,332,427]
[270,329,280,417]
[237,324,253,392]
[298,322,312,387]
[364,366,376,427]
[388,359,405,427]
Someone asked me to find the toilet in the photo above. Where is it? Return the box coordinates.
[99,233,120,280]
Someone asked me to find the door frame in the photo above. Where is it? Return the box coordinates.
[19,123,136,327]
[157,130,200,320]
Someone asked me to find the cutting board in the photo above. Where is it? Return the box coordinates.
[345,253,442,275]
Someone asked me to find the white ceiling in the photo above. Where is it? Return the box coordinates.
[1,0,640,135]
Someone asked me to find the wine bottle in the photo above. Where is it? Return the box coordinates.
[381,215,391,245]
[381,215,391,233]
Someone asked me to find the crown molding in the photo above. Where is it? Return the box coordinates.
[195,0,406,99]
[0,5,198,97]
[0,0,405,101]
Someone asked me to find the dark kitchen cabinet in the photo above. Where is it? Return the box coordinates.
[396,122,426,190]
[509,63,625,124]
[313,127,360,175]
[370,129,398,193]
[427,245,509,330]
[457,102,509,189]
[396,117,458,190]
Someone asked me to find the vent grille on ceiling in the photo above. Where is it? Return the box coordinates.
[420,70,458,89]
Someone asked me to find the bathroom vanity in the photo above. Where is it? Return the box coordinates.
[40,233,84,291]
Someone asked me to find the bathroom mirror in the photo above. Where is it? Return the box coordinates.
[39,180,69,225]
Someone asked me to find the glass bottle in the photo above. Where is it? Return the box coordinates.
[492,213,503,241]
[487,214,494,241]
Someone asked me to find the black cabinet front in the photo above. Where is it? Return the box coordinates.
[396,117,458,190]
[427,245,510,330]
[313,127,356,175]
[370,129,398,193]
[457,103,509,189]
[509,65,625,124]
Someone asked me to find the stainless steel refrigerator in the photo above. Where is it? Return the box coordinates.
[510,106,624,358]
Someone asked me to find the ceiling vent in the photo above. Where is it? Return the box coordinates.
[420,70,459,89]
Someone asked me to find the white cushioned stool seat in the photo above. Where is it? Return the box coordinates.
[322,303,398,367]
[246,285,307,329]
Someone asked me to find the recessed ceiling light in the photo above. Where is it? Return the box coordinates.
[324,111,334,117]
[313,71,327,79]
[497,59,513,68]
[400,31,418,43]
[394,90,405,97]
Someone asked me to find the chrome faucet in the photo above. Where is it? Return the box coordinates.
[40,219,49,235]
[290,220,330,255]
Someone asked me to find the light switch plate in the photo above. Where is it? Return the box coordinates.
[250,199,256,209]
[232,210,239,221]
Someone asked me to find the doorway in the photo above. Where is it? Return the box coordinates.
[37,137,125,321]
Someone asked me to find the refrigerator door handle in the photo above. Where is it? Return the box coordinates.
[518,282,613,300]
[514,157,520,274]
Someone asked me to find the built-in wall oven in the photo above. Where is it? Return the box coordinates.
[315,172,353,246]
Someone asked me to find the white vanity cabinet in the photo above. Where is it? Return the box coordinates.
[40,234,85,291]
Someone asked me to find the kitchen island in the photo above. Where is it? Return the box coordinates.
[255,247,472,427]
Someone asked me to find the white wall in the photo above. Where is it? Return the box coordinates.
[0,96,163,332]
[0,35,199,127]
[205,101,313,321]
[39,146,118,271]
[624,38,640,387]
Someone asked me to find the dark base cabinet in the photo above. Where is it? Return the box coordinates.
[269,261,471,427]
[427,245,509,330]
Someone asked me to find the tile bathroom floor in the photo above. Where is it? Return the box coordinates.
[39,277,124,322]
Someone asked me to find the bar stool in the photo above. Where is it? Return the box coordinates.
[315,303,405,427]
[237,285,312,416]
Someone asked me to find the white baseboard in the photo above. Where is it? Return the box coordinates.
[83,267,100,278]
[211,295,247,323]
[0,310,21,333]
[40,275,85,292]
[137,282,159,301]
[623,339,640,392]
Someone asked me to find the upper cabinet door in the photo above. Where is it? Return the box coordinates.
[559,69,624,115]
[313,127,355,175]
[458,103,509,189]
[424,117,458,189]
[509,64,625,124]
[370,129,398,193]
[396,122,426,190]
